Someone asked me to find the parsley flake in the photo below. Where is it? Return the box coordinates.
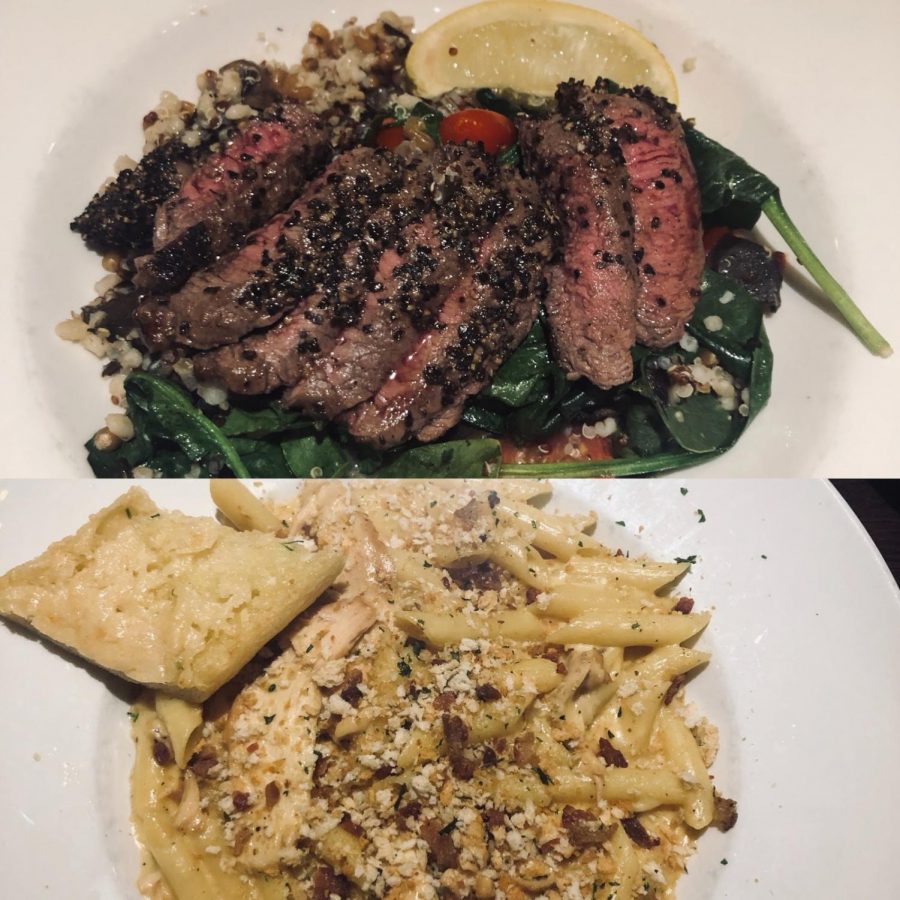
[696,508,707,523]
[675,555,697,564]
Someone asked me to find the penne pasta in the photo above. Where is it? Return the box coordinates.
[210,480,283,534]
[548,610,711,647]
[118,481,731,900]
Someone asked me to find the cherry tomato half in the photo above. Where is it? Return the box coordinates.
[438,108,517,155]
[375,122,406,150]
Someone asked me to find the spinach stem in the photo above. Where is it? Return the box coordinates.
[498,450,720,478]
[762,195,892,357]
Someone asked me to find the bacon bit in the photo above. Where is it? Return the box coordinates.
[525,587,539,605]
[373,764,398,780]
[232,791,252,811]
[311,865,352,900]
[312,754,332,783]
[561,806,616,848]
[451,754,475,780]
[538,839,559,854]
[434,691,457,711]
[232,826,252,856]
[475,683,501,702]
[621,815,660,849]
[420,818,460,871]
[142,110,159,128]
[187,745,217,777]
[339,668,364,707]
[152,738,173,766]
[493,737,507,754]
[265,781,280,809]
[448,560,502,592]
[615,549,624,557]
[663,674,686,705]
[246,742,259,754]
[395,800,422,829]
[556,661,568,675]
[340,812,365,838]
[443,714,475,781]
[482,746,499,767]
[482,808,505,830]
[597,738,628,768]
[711,791,738,831]
[532,644,563,663]
[672,597,695,614]
[512,733,536,766]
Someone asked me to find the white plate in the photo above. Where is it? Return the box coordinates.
[0,0,898,477]
[1,478,898,897]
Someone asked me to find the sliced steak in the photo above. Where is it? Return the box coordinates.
[70,139,198,253]
[134,102,331,294]
[135,209,291,350]
[520,85,639,389]
[594,82,704,347]
[160,145,432,355]
[281,238,431,416]
[284,143,509,418]
[343,161,553,448]
[192,304,315,394]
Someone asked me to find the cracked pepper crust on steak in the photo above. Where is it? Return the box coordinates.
[134,102,332,295]
[344,155,554,448]
[521,79,704,388]
[520,89,640,389]
[596,83,704,348]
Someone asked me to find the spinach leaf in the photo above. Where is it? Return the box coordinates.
[229,437,292,477]
[282,433,359,478]
[222,404,306,438]
[86,400,194,478]
[644,380,737,454]
[88,372,250,477]
[683,126,777,228]
[479,319,554,407]
[409,100,443,141]
[631,270,772,455]
[377,439,501,477]
[686,269,764,381]
[748,326,774,424]
[624,402,665,457]
[685,126,890,355]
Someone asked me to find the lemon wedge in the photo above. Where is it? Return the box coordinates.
[407,0,678,102]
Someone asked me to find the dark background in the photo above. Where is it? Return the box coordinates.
[831,480,900,586]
